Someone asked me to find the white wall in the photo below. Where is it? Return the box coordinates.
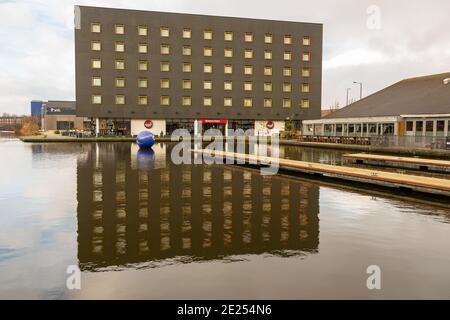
[131,119,166,136]
[254,120,285,136]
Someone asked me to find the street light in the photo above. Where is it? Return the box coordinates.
[353,81,363,100]
[346,88,351,106]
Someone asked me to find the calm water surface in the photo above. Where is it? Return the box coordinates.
[0,136,449,299]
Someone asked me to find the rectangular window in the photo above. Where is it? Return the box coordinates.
[264,50,272,60]
[224,97,232,107]
[244,98,253,108]
[91,23,101,33]
[264,98,272,108]
[203,80,213,90]
[183,63,192,73]
[416,121,423,135]
[182,79,192,90]
[224,64,233,74]
[283,98,292,108]
[283,83,292,92]
[138,43,148,53]
[244,49,253,59]
[138,26,147,36]
[284,35,293,45]
[115,77,125,87]
[283,67,292,77]
[92,95,102,104]
[115,24,125,35]
[203,47,213,57]
[244,32,253,42]
[138,60,147,71]
[115,59,125,70]
[160,79,170,89]
[264,33,273,44]
[115,41,125,52]
[91,76,101,87]
[302,68,311,77]
[91,41,101,51]
[204,63,213,73]
[224,81,233,91]
[182,45,192,56]
[183,28,192,39]
[160,27,169,37]
[302,36,311,46]
[115,95,125,105]
[244,65,253,75]
[437,120,445,136]
[160,44,170,55]
[264,66,272,76]
[203,97,212,106]
[244,82,253,92]
[160,96,170,106]
[302,83,310,93]
[204,30,213,40]
[264,82,272,92]
[224,48,233,58]
[138,96,148,105]
[302,52,311,61]
[182,96,192,106]
[224,31,233,41]
[301,99,310,108]
[160,61,170,72]
[138,78,148,88]
[283,51,292,61]
[91,59,101,69]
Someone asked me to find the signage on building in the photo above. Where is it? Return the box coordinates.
[266,121,275,129]
[144,120,153,129]
[198,119,227,124]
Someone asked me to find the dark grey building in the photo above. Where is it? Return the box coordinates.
[74,6,322,136]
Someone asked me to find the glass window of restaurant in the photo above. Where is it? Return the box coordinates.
[324,124,333,135]
[425,121,434,136]
[415,121,423,136]
[406,121,414,136]
[335,124,343,136]
[436,120,445,136]
[368,123,377,135]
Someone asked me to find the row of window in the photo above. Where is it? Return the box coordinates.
[91,77,311,92]
[90,23,311,45]
[91,59,311,77]
[90,41,311,61]
[91,95,311,108]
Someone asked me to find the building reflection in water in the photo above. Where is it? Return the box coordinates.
[77,143,320,270]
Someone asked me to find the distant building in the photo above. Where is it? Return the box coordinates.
[42,101,89,131]
[0,116,23,131]
[303,72,450,137]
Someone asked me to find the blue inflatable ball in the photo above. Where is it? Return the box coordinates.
[136,131,155,149]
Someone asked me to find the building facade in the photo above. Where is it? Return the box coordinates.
[42,100,89,131]
[74,6,322,136]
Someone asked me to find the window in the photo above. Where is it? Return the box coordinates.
[160,79,170,89]
[264,82,272,92]
[182,45,192,56]
[302,36,311,46]
[264,33,273,43]
[138,78,148,88]
[91,59,101,69]
[138,96,148,105]
[224,48,233,58]
[115,41,125,52]
[283,83,292,92]
[204,30,213,40]
[160,61,170,72]
[182,79,192,90]
[283,51,292,61]
[244,65,253,75]
[264,66,272,76]
[224,64,233,74]
[244,82,253,91]
[182,96,192,106]
[244,32,253,42]
[264,50,272,60]
[301,99,310,108]
[283,98,292,108]
[160,44,170,55]
[204,63,213,73]
[182,28,192,39]
[91,23,101,33]
[302,83,310,93]
[203,80,212,90]
[264,98,272,108]
[244,98,253,107]
[160,27,169,37]
[115,95,125,105]
[284,35,293,44]
[244,49,253,59]
[203,47,213,57]
[115,77,126,87]
[91,77,102,87]
[224,97,232,107]
[160,96,170,106]
[138,26,147,36]
[138,60,147,71]
[224,31,233,41]
[224,81,233,91]
[138,43,148,53]
[302,68,311,77]
[115,24,125,34]
[416,121,424,135]
[91,41,101,51]
[115,59,125,70]
[437,120,445,136]
[92,95,102,104]
[183,63,192,73]
[302,52,311,61]
[203,97,212,106]
[283,67,292,77]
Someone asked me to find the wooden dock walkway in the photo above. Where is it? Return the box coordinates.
[193,149,450,197]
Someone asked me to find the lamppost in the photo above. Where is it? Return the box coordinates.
[346,88,351,106]
[353,81,363,100]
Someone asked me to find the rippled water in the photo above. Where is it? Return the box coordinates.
[0,137,449,299]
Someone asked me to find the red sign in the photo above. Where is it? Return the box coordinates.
[198,119,228,124]
[266,121,275,129]
[144,120,153,129]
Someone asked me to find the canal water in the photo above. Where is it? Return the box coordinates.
[0,137,449,299]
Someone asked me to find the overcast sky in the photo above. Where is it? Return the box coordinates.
[1,0,450,115]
